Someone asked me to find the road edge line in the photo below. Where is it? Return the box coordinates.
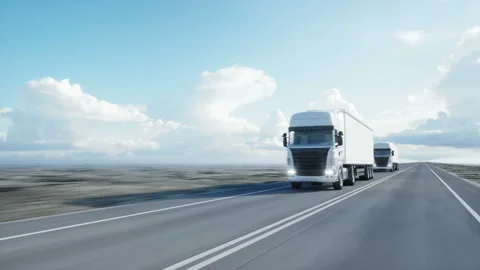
[0,185,288,241]
[0,181,283,225]
[429,164,480,190]
[427,165,480,224]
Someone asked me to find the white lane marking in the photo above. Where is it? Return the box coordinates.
[431,164,480,190]
[162,166,414,270]
[0,186,288,242]
[0,181,283,225]
[427,165,480,224]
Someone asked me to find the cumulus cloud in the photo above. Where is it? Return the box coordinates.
[0,78,183,154]
[0,108,13,114]
[393,30,426,45]
[435,26,480,77]
[382,26,480,148]
[247,108,289,151]
[21,78,149,122]
[195,65,277,134]
[309,88,363,119]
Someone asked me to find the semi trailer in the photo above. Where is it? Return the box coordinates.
[373,142,399,172]
[282,109,375,190]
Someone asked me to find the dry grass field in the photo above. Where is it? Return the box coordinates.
[0,165,286,222]
[431,163,480,184]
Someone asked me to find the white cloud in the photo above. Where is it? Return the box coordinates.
[0,108,13,114]
[456,26,480,48]
[382,26,480,148]
[407,95,421,104]
[195,65,277,134]
[393,30,426,45]
[0,131,6,142]
[369,90,446,137]
[436,26,480,77]
[0,78,183,154]
[477,58,480,65]
[437,65,450,74]
[309,88,363,120]
[248,108,289,151]
[399,144,480,165]
[21,78,149,122]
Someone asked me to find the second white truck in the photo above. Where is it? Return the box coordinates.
[373,142,399,172]
[282,109,375,190]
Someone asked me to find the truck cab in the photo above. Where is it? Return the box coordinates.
[373,142,399,172]
[282,110,374,190]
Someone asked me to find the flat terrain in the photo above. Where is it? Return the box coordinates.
[1,163,480,270]
[0,165,284,222]
[431,162,480,185]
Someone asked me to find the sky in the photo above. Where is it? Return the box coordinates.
[1,0,480,165]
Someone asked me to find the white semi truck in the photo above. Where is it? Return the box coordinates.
[282,109,375,190]
[373,142,399,172]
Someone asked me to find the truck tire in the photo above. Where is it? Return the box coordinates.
[369,166,374,179]
[333,173,343,190]
[360,166,369,180]
[396,164,399,171]
[344,167,355,186]
[291,182,301,189]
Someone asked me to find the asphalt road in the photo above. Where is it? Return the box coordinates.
[1,163,480,270]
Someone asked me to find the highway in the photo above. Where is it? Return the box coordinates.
[1,163,480,270]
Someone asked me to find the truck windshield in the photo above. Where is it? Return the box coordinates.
[374,149,391,156]
[289,130,333,146]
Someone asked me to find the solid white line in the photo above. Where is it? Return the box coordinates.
[427,165,480,224]
[184,167,411,270]
[162,166,414,270]
[0,185,288,242]
[0,181,282,225]
[430,164,480,190]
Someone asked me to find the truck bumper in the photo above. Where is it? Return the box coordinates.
[288,174,338,183]
[373,165,392,171]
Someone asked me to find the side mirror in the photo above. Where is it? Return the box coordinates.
[282,133,287,147]
[338,131,344,136]
[336,136,343,146]
[391,150,395,156]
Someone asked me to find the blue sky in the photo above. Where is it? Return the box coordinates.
[1,0,480,164]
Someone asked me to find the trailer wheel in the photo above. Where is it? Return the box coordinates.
[344,167,355,186]
[333,173,343,190]
[360,166,369,180]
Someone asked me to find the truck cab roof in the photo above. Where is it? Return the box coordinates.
[289,110,342,129]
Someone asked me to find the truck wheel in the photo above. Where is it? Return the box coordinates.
[396,164,399,171]
[344,167,355,186]
[360,167,369,180]
[291,183,301,189]
[369,166,374,179]
[333,173,343,190]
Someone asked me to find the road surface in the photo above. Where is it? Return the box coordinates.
[1,163,480,270]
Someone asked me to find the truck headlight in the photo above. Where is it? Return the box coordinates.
[374,164,377,167]
[287,169,296,175]
[325,169,334,176]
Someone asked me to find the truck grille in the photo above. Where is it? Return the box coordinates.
[375,157,389,167]
[290,148,329,176]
